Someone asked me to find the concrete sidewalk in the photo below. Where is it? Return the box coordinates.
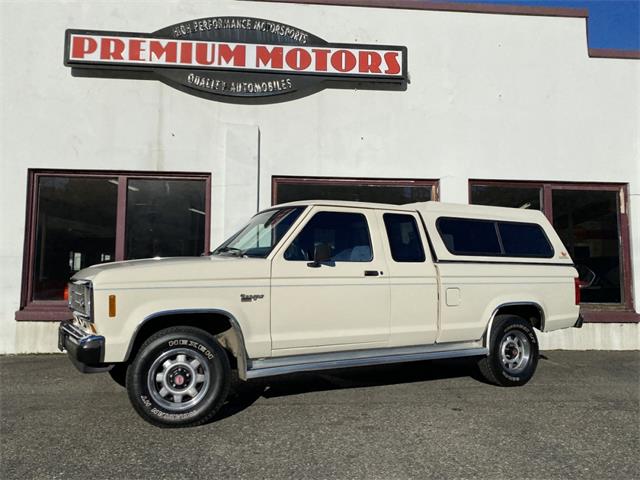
[1,351,638,479]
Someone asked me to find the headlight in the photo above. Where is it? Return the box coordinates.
[68,280,93,320]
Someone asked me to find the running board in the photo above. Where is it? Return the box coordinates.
[246,343,489,379]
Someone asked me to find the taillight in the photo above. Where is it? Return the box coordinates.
[574,277,581,305]
[63,284,69,301]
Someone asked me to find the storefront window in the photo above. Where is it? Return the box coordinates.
[126,179,206,259]
[470,184,542,210]
[470,181,630,308]
[33,177,118,300]
[273,177,437,205]
[552,190,621,304]
[19,170,210,319]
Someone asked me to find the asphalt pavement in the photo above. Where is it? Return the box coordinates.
[1,351,638,480]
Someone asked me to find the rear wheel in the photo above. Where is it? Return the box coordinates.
[126,326,231,428]
[478,314,539,387]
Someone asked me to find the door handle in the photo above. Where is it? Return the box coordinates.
[364,270,379,277]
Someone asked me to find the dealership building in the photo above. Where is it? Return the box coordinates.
[1,0,638,354]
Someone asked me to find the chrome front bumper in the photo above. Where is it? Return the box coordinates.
[58,321,110,373]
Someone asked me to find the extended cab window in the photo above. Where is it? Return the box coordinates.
[383,214,425,262]
[436,217,553,258]
[284,212,373,262]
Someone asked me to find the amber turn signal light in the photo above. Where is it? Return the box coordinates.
[108,295,117,317]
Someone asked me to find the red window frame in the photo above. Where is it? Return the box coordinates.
[469,180,636,323]
[272,175,439,205]
[16,169,212,321]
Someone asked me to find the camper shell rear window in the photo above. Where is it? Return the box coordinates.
[436,217,554,258]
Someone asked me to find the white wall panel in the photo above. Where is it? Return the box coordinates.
[1,0,638,352]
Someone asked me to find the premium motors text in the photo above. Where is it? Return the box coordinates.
[69,34,403,76]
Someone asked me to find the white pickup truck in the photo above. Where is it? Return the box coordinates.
[59,200,583,427]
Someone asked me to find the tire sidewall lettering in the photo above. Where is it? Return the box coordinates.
[147,404,199,420]
[137,393,199,419]
[502,324,537,345]
[500,370,521,382]
[167,338,215,360]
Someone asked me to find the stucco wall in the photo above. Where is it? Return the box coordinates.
[1,0,638,353]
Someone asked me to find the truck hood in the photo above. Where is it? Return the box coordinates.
[72,256,270,289]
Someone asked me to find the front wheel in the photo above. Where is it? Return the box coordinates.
[478,314,539,387]
[126,326,231,428]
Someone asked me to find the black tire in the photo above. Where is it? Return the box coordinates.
[108,363,128,388]
[126,326,231,428]
[478,314,539,387]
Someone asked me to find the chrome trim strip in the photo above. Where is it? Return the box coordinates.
[71,310,91,321]
[124,308,250,379]
[484,301,546,351]
[246,344,488,379]
[60,322,104,348]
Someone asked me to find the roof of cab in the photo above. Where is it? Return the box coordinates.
[274,200,547,222]
[275,199,420,211]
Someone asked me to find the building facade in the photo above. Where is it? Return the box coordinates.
[1,0,638,353]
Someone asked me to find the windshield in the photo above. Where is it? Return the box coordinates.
[212,207,306,258]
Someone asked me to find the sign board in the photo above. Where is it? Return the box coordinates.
[64,17,408,103]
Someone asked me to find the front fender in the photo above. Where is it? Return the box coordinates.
[95,286,270,363]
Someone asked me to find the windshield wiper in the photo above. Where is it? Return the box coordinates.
[213,246,245,257]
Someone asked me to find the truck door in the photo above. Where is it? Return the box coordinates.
[378,211,439,346]
[270,207,390,354]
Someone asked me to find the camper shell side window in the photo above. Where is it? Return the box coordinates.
[436,217,554,258]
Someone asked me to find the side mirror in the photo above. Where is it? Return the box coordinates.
[307,243,332,267]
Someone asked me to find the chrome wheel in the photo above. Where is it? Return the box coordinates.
[147,348,211,412]
[499,330,531,374]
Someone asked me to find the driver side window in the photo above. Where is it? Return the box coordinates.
[284,211,373,262]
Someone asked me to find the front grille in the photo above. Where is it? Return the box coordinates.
[68,280,92,319]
